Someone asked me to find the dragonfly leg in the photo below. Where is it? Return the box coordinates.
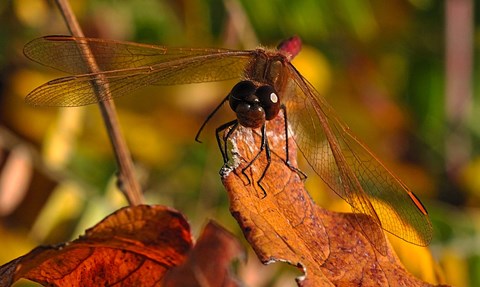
[196,95,229,143]
[281,105,307,181]
[216,120,238,163]
[256,125,271,198]
[242,123,270,198]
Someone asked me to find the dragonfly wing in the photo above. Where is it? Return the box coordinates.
[25,47,253,106]
[24,36,244,75]
[283,64,432,246]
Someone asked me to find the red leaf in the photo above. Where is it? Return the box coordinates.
[0,205,243,287]
[161,221,244,287]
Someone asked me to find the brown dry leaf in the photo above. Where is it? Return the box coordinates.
[221,113,446,287]
[0,205,243,287]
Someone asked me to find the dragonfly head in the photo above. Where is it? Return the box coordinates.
[229,81,280,128]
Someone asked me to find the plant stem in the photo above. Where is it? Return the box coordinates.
[54,0,144,206]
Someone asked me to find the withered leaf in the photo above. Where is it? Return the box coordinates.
[0,205,243,287]
[221,113,445,287]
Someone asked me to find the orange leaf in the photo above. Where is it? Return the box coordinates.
[221,113,446,287]
[0,205,243,287]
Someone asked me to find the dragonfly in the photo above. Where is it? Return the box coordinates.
[24,35,432,248]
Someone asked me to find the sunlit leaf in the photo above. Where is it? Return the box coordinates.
[221,113,443,286]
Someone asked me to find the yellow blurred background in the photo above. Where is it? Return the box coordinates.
[0,0,479,286]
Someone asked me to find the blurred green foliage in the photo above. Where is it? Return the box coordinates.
[0,0,479,286]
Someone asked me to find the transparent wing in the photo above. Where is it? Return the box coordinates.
[23,36,249,74]
[283,64,432,246]
[24,36,253,106]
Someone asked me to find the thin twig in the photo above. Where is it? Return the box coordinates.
[54,0,144,205]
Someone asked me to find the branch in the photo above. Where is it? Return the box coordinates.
[54,0,144,205]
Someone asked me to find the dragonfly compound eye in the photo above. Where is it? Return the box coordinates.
[256,85,280,120]
[229,80,257,111]
[228,80,265,128]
